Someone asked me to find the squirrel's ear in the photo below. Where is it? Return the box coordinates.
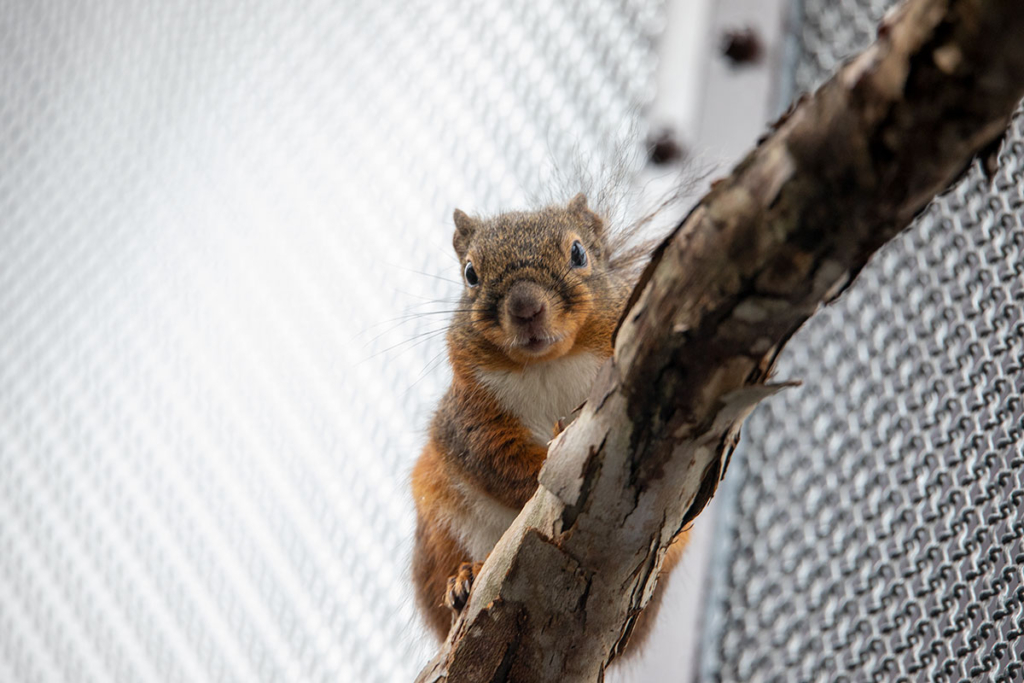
[452,208,476,258]
[567,193,604,237]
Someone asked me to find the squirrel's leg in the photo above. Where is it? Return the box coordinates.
[411,442,478,640]
[412,511,470,640]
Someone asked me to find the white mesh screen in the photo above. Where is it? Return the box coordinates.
[0,1,667,681]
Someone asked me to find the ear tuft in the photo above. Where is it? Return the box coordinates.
[452,208,477,259]
[453,209,476,237]
[568,193,588,213]
[567,193,603,238]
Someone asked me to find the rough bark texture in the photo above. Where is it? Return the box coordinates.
[416,1,1024,680]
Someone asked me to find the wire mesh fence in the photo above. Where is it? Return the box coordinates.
[703,0,1024,680]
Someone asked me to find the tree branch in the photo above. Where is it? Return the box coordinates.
[417,0,1024,680]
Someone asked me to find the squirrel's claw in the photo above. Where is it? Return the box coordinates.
[444,561,482,613]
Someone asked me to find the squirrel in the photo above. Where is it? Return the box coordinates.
[410,192,689,656]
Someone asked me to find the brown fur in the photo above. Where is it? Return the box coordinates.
[410,194,689,654]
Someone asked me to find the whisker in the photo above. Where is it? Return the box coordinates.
[360,326,451,362]
[394,289,464,303]
[436,245,461,265]
[403,349,452,396]
[355,311,482,347]
[370,309,480,327]
[402,295,465,307]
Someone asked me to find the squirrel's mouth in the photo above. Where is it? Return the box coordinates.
[521,336,554,354]
[501,282,565,358]
[507,329,561,356]
[504,328,572,361]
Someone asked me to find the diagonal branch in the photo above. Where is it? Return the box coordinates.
[417,0,1024,680]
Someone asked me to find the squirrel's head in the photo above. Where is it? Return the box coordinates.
[449,193,622,368]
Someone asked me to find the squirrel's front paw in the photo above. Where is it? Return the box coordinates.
[444,561,483,613]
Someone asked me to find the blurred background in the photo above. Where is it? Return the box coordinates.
[1,0,1022,682]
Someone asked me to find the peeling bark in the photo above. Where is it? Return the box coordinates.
[416,1,1024,680]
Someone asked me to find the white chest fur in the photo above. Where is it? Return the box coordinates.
[449,478,521,562]
[476,352,604,445]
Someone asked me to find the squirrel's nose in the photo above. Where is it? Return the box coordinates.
[510,298,545,324]
[506,282,547,325]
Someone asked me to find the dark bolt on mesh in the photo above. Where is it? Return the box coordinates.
[703,0,1024,681]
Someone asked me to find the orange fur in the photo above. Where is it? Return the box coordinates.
[621,530,690,654]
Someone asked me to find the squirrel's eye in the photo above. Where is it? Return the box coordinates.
[464,261,479,287]
[570,240,588,268]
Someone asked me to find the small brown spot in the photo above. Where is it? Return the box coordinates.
[720,27,763,66]
[647,127,686,165]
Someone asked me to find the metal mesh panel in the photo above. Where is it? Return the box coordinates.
[0,2,664,681]
[704,0,1024,681]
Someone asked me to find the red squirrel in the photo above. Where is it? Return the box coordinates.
[410,193,689,654]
